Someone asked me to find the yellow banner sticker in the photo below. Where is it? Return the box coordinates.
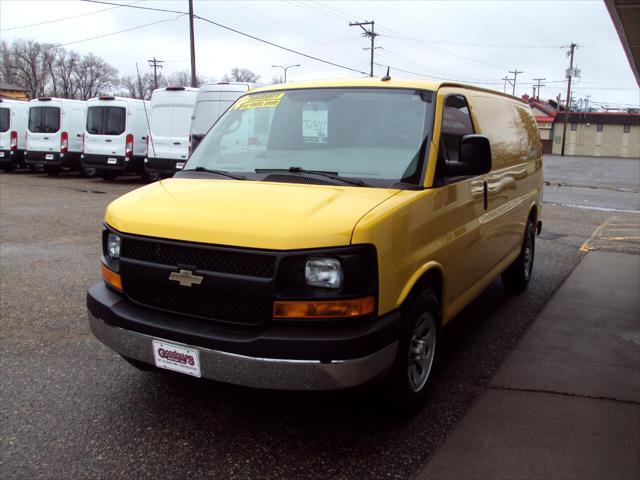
[232,92,285,110]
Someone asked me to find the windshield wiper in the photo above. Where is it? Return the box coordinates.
[255,167,370,187]
[183,166,246,180]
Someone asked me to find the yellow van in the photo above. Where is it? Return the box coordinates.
[87,78,542,408]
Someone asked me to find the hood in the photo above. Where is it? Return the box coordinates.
[105,178,400,250]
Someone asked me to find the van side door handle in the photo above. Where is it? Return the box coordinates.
[483,180,488,210]
[173,142,181,145]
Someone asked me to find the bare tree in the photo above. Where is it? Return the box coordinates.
[222,67,260,83]
[0,39,53,98]
[167,70,207,87]
[120,73,159,100]
[54,50,81,99]
[270,75,284,85]
[75,53,118,100]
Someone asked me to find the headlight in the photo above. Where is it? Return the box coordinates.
[305,257,342,289]
[103,232,121,272]
[107,233,121,259]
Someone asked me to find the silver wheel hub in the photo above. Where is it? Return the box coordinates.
[407,312,437,392]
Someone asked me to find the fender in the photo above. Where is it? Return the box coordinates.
[395,260,447,311]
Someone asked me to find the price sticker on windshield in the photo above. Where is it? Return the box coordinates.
[232,92,285,110]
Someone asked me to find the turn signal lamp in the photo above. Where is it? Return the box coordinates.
[273,297,375,319]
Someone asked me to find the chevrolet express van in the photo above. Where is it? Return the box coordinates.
[81,96,150,181]
[190,82,257,153]
[0,98,28,172]
[87,78,542,408]
[144,86,198,179]
[25,97,88,175]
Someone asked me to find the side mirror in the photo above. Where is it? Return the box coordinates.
[458,134,491,176]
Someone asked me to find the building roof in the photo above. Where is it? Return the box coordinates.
[0,82,29,92]
[555,111,640,125]
[606,0,640,87]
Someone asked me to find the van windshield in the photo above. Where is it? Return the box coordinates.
[87,106,126,135]
[0,108,9,133]
[28,106,60,133]
[185,88,434,187]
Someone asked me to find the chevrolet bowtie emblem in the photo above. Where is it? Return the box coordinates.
[168,269,203,287]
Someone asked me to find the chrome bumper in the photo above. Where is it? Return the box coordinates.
[88,313,398,390]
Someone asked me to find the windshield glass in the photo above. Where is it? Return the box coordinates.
[28,106,60,133]
[185,88,434,186]
[0,108,9,133]
[86,106,126,135]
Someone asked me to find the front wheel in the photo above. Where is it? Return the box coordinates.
[80,165,97,178]
[501,217,536,292]
[386,289,440,413]
[100,171,117,181]
[142,170,161,183]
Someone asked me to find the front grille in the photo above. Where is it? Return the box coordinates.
[125,279,270,325]
[121,238,276,278]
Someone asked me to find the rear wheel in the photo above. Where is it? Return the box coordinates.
[80,165,98,178]
[1,165,16,172]
[501,217,536,292]
[100,171,117,181]
[386,288,440,413]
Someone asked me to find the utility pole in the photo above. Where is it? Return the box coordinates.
[148,57,164,89]
[507,69,523,96]
[561,42,577,156]
[502,76,509,93]
[349,20,379,77]
[271,64,301,83]
[188,0,197,87]
[532,77,546,100]
[584,94,591,112]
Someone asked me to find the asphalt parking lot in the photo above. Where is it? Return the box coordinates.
[1,155,639,479]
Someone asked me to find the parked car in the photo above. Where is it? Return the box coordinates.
[81,96,150,181]
[189,82,257,153]
[87,78,543,410]
[25,97,88,176]
[0,98,28,172]
[144,86,198,180]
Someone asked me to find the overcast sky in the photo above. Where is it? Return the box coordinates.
[1,0,639,108]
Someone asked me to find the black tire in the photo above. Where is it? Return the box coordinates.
[385,288,441,413]
[1,165,16,172]
[501,217,536,292]
[44,166,60,176]
[29,165,40,173]
[100,171,117,181]
[121,355,156,372]
[142,170,161,183]
[80,165,98,178]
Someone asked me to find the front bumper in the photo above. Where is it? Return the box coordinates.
[82,154,144,173]
[25,150,79,167]
[145,157,187,177]
[87,282,402,390]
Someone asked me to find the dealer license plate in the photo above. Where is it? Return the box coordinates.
[176,162,185,169]
[107,157,117,164]
[152,340,201,377]
[45,153,54,160]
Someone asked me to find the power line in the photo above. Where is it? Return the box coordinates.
[0,1,142,31]
[82,0,368,75]
[58,15,184,47]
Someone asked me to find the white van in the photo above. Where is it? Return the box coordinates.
[25,97,87,175]
[82,96,150,181]
[0,98,29,172]
[145,86,198,179]
[190,82,257,152]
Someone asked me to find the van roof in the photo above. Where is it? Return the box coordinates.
[28,97,85,105]
[86,96,145,103]
[198,82,255,92]
[249,77,526,103]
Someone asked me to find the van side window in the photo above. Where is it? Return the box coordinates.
[440,95,474,163]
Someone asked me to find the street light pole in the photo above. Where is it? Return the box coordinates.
[271,64,301,83]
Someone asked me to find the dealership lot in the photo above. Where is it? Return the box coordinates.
[1,155,638,479]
